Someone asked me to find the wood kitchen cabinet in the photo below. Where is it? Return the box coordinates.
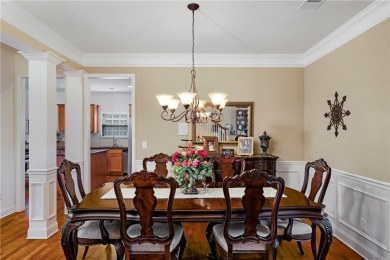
[57,104,65,132]
[90,104,99,133]
[57,104,99,133]
[107,148,123,175]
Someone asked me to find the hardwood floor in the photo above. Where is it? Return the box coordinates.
[0,184,364,260]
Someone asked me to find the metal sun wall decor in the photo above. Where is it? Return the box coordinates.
[324,92,351,137]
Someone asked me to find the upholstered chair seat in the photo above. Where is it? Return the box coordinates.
[213,222,270,252]
[276,219,312,238]
[126,222,184,252]
[78,220,121,240]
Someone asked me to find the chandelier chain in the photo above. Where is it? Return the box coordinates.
[191,8,195,74]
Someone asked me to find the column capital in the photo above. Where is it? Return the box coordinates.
[18,51,64,65]
[63,70,88,78]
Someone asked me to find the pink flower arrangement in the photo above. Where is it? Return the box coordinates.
[171,142,212,188]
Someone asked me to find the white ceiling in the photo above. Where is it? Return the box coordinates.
[4,1,386,63]
[8,0,375,54]
[2,1,388,91]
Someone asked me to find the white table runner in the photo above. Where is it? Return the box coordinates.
[101,187,286,200]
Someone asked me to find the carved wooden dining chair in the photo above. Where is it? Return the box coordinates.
[57,159,124,259]
[205,155,247,248]
[142,153,172,177]
[114,170,186,260]
[209,169,285,260]
[274,158,331,259]
[211,155,246,183]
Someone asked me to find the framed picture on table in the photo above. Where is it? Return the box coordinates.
[221,149,234,157]
[203,136,219,155]
[237,137,254,155]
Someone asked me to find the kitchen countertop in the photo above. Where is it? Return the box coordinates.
[91,146,128,152]
[57,148,117,156]
[90,149,109,154]
[57,147,128,152]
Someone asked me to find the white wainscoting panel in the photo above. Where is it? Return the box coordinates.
[277,161,390,260]
[332,169,389,260]
[275,161,305,190]
[338,183,387,249]
[324,179,336,219]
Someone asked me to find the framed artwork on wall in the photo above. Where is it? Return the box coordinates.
[237,136,254,155]
[203,136,219,156]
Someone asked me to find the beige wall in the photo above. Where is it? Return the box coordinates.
[86,67,304,161]
[1,44,17,213]
[7,18,389,183]
[304,19,390,182]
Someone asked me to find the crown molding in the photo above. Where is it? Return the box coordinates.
[2,1,389,68]
[304,0,390,67]
[1,1,83,65]
[82,53,304,68]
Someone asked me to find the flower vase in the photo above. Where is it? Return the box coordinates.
[181,172,198,194]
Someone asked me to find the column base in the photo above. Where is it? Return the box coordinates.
[27,216,58,239]
[27,167,58,239]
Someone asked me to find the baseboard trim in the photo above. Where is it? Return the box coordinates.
[0,205,16,218]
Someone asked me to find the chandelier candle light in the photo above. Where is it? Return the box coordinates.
[156,3,228,124]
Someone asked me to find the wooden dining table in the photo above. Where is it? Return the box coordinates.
[60,182,333,260]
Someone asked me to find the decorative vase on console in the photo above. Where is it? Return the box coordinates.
[171,141,212,194]
[259,131,271,155]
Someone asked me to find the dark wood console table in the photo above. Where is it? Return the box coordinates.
[237,153,278,176]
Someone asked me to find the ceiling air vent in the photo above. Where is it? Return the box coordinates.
[298,0,325,10]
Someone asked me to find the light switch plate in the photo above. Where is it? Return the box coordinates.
[178,123,188,136]
[142,141,148,149]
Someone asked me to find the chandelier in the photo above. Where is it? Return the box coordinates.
[156,3,227,123]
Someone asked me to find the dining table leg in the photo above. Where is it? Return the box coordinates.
[60,217,78,260]
[315,216,333,260]
[205,222,219,260]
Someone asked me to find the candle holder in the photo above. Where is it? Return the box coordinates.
[259,131,271,155]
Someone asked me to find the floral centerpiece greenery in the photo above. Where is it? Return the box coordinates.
[171,143,213,192]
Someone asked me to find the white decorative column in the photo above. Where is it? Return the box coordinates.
[21,52,63,239]
[64,71,91,193]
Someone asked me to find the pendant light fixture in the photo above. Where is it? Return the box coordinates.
[156,3,227,123]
